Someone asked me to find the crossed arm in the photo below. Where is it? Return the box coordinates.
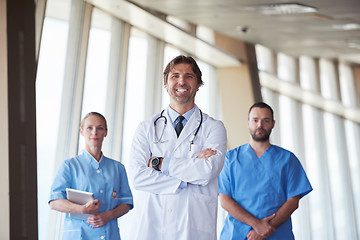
[50,199,131,228]
[148,148,217,170]
[131,120,227,193]
[219,193,300,240]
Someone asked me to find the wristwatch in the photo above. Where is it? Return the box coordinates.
[151,157,161,171]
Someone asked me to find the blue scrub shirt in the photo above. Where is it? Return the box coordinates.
[218,144,312,240]
[49,150,133,240]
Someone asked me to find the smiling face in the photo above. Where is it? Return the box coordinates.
[80,114,108,150]
[248,107,275,142]
[165,63,200,110]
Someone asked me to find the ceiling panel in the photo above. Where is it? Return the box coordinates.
[128,0,360,64]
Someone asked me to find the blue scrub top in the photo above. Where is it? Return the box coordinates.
[49,150,133,240]
[218,144,312,240]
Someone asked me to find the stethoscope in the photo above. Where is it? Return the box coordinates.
[153,109,203,149]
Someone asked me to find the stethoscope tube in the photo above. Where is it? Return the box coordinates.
[153,109,167,144]
[153,108,203,145]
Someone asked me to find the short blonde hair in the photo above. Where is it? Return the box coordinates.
[80,112,108,130]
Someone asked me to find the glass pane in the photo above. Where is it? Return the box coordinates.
[302,105,328,239]
[119,28,148,240]
[324,113,349,239]
[299,56,319,92]
[255,44,275,74]
[195,61,211,114]
[278,53,297,83]
[339,63,357,107]
[36,16,69,240]
[344,120,360,233]
[78,8,112,152]
[278,95,294,150]
[319,59,339,100]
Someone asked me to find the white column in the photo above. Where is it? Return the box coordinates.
[0,0,10,238]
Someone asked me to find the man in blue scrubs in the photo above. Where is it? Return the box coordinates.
[218,102,312,240]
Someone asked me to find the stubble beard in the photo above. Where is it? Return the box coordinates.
[169,88,196,106]
[251,128,271,142]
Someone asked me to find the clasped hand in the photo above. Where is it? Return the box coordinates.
[247,214,276,240]
[81,199,110,228]
[87,211,112,228]
[82,199,100,215]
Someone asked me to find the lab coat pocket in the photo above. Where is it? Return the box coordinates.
[189,144,202,158]
[190,192,217,233]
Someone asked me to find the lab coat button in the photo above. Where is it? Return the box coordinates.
[168,208,172,213]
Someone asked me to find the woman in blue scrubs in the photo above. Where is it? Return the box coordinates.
[49,112,133,240]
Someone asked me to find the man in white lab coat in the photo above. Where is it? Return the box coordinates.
[129,55,227,240]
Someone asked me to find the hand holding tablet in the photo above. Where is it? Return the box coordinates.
[66,188,96,220]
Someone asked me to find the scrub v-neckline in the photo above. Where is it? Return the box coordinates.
[249,144,273,160]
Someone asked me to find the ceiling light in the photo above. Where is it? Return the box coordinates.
[332,23,360,30]
[246,3,317,15]
[348,42,360,50]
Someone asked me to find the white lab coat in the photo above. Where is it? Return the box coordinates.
[128,105,227,240]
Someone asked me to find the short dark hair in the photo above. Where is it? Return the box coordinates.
[248,102,274,120]
[163,55,204,86]
[80,112,108,130]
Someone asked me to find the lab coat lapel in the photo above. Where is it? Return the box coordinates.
[162,110,177,141]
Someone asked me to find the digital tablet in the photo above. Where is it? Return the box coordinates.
[66,188,94,220]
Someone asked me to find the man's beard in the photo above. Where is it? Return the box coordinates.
[251,128,271,142]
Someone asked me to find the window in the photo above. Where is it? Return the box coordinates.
[78,8,112,152]
[36,11,70,240]
[37,2,226,239]
[257,44,360,239]
[121,28,149,168]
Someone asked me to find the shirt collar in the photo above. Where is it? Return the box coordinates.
[82,150,104,169]
[167,105,195,127]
